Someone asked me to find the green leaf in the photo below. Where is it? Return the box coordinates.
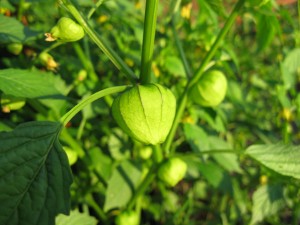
[0,69,63,99]
[104,160,142,212]
[198,162,224,188]
[255,8,280,52]
[164,56,186,77]
[202,0,226,17]
[281,48,300,90]
[56,210,98,225]
[183,123,209,152]
[198,161,233,193]
[0,121,73,225]
[208,136,243,173]
[250,184,285,225]
[246,143,300,179]
[0,14,39,44]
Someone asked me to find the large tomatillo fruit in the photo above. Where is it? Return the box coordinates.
[190,70,227,107]
[45,17,84,42]
[158,157,187,187]
[112,83,176,145]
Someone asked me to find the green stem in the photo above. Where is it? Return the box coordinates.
[86,194,108,221]
[88,0,105,19]
[190,0,245,87]
[73,42,98,81]
[127,163,157,209]
[60,86,129,127]
[140,0,159,84]
[153,145,163,163]
[60,0,138,83]
[171,18,192,78]
[163,0,245,154]
[163,92,188,155]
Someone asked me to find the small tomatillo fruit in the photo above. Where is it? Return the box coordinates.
[115,210,139,225]
[190,70,227,107]
[158,157,187,187]
[112,83,176,145]
[45,17,84,42]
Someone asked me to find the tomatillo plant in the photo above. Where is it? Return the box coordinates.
[8,0,294,225]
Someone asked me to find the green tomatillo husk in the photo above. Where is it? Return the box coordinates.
[45,17,84,42]
[158,157,187,187]
[112,83,176,145]
[190,70,227,107]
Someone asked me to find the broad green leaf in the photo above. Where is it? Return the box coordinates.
[87,147,113,182]
[108,128,130,160]
[164,56,186,77]
[198,162,223,188]
[183,123,209,152]
[198,161,232,193]
[0,14,38,44]
[0,121,73,225]
[0,69,63,99]
[281,48,300,90]
[56,210,98,225]
[104,160,142,212]
[255,7,280,52]
[250,184,285,225]
[246,143,300,179]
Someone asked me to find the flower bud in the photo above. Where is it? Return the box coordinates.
[45,17,84,42]
[158,157,187,187]
[112,83,176,145]
[190,70,227,107]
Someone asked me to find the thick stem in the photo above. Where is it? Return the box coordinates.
[60,0,138,83]
[163,0,246,154]
[140,0,159,84]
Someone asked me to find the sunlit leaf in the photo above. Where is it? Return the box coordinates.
[246,143,300,179]
[281,48,300,90]
[56,210,98,225]
[0,69,64,99]
[250,184,285,225]
[104,160,142,212]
